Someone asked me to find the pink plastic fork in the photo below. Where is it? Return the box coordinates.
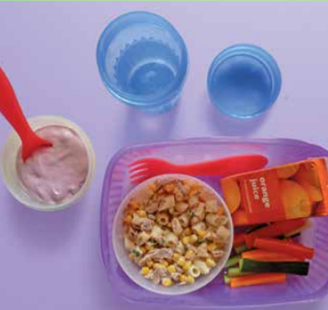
[129,154,268,184]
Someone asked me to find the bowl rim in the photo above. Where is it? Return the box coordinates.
[112,173,234,295]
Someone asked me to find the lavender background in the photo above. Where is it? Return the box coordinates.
[0,2,328,310]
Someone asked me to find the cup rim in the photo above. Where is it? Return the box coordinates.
[96,11,189,108]
[0,115,96,212]
[112,174,234,295]
[207,43,282,119]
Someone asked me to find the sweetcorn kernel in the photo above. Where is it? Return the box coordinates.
[182,236,190,245]
[206,258,216,268]
[189,185,200,197]
[189,190,197,198]
[189,234,198,244]
[162,278,173,287]
[138,203,145,210]
[141,267,150,276]
[162,261,169,267]
[177,257,186,267]
[149,183,157,192]
[207,243,217,252]
[197,230,206,238]
[164,183,175,193]
[179,275,187,283]
[217,206,224,215]
[137,210,147,217]
[183,260,192,272]
[191,184,201,191]
[168,265,176,273]
[145,243,154,251]
[183,228,192,236]
[127,209,134,217]
[124,215,133,224]
[173,253,181,261]
[189,185,201,197]
[147,261,154,268]
[186,275,195,284]
[185,250,195,260]
[130,200,139,210]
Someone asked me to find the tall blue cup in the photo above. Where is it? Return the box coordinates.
[97,12,188,113]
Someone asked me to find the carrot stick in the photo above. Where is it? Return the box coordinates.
[254,238,314,260]
[285,220,311,238]
[245,219,306,248]
[242,249,304,262]
[230,273,286,288]
[233,232,245,247]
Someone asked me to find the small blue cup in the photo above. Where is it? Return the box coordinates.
[97,12,188,113]
[207,44,282,119]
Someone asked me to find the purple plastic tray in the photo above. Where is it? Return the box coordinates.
[100,137,328,308]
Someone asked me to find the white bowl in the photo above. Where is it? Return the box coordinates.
[112,174,233,295]
[0,115,96,211]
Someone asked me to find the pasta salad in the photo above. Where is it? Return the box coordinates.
[122,177,231,287]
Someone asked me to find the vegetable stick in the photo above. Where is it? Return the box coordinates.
[254,237,314,260]
[230,273,286,288]
[245,219,306,248]
[242,249,304,262]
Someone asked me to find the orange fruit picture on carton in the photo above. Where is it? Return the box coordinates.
[298,181,323,203]
[221,178,241,214]
[232,209,248,226]
[280,180,312,219]
[294,163,320,187]
[277,164,299,179]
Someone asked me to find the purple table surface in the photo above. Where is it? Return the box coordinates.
[0,2,328,310]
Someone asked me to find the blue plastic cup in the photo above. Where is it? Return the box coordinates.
[207,44,282,119]
[97,12,188,113]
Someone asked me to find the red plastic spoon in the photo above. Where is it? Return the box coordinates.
[0,66,52,161]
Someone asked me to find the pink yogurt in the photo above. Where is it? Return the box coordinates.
[16,125,89,205]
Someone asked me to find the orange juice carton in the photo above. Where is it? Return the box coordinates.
[221,157,328,226]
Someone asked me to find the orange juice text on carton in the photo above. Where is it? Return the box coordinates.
[221,157,328,226]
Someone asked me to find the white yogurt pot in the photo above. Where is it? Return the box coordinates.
[0,115,96,211]
[112,174,234,295]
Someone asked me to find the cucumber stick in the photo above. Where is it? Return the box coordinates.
[223,275,231,285]
[240,259,309,276]
[225,255,241,268]
[227,267,252,278]
[235,244,248,254]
